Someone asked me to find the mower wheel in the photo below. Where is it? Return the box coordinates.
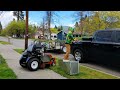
[19,60,27,68]
[27,58,39,71]
[20,64,27,68]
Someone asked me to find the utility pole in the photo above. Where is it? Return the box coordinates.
[25,11,28,50]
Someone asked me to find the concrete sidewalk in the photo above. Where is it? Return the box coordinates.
[0,44,67,79]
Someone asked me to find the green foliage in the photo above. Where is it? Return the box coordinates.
[75,11,120,36]
[0,54,17,79]
[50,28,59,33]
[0,41,11,45]
[14,49,24,54]
[1,21,36,38]
[57,25,63,31]
[0,29,7,36]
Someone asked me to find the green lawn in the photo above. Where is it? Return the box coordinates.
[49,58,119,79]
[14,48,119,79]
[0,41,11,45]
[0,54,17,79]
[14,49,24,54]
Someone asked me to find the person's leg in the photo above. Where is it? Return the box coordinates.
[64,44,67,60]
[64,44,70,60]
[67,44,70,56]
[66,44,70,60]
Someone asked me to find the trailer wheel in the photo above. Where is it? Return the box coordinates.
[62,46,66,53]
[27,58,39,71]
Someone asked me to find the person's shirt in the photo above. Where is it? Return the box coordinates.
[65,31,74,44]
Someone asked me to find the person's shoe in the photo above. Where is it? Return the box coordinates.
[63,59,69,62]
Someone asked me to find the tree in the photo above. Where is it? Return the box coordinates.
[74,22,79,32]
[73,11,120,36]
[42,17,45,36]
[99,11,120,28]
[13,11,24,21]
[60,25,63,30]
[50,28,59,33]
[45,11,59,40]
[54,25,57,29]
[3,20,35,38]
[0,21,2,33]
[57,25,63,31]
[74,11,86,35]
[45,11,52,40]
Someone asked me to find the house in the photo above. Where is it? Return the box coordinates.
[34,27,44,39]
[35,31,40,39]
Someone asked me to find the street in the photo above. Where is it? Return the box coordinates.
[0,36,33,49]
[0,36,120,78]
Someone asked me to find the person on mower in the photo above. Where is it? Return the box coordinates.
[63,27,75,62]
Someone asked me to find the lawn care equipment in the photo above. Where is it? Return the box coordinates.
[19,40,56,71]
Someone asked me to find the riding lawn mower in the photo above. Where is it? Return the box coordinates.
[19,40,56,71]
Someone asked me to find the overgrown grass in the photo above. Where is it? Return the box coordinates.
[0,41,11,45]
[14,48,119,79]
[14,49,24,54]
[0,54,17,79]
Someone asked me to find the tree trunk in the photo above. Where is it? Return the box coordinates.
[17,11,19,21]
[80,12,83,36]
[42,18,45,37]
[48,11,51,40]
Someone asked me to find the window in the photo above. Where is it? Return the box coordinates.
[116,31,120,43]
[94,31,113,42]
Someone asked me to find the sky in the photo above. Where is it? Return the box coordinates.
[0,11,78,29]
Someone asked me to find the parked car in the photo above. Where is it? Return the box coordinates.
[71,29,120,66]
